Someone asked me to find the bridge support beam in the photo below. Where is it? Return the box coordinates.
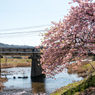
[29,54,43,77]
[0,55,3,73]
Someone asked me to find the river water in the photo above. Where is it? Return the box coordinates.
[0,67,83,95]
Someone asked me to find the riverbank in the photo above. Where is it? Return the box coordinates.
[0,77,8,92]
[67,61,95,78]
[51,72,95,95]
[51,60,95,95]
[1,58,31,69]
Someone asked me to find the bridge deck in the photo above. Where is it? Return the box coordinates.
[0,52,42,55]
[0,47,42,55]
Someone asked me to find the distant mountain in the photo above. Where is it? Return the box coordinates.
[0,42,34,48]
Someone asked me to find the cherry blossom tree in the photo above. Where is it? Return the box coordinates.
[39,0,95,78]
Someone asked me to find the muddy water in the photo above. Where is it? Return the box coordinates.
[0,67,83,95]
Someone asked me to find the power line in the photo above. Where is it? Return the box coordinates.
[0,24,51,32]
[0,29,45,38]
[0,33,40,38]
[0,29,45,35]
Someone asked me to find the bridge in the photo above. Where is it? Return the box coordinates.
[0,47,43,77]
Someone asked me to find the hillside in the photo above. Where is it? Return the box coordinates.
[0,42,34,48]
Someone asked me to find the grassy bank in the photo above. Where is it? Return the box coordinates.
[51,72,95,95]
[51,60,95,95]
[1,58,31,68]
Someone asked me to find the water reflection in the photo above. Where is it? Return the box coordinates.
[31,75,46,94]
[1,67,83,95]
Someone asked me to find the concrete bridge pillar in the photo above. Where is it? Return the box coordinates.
[29,54,43,77]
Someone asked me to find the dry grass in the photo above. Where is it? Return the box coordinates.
[0,77,8,91]
[79,87,95,95]
[67,61,95,78]
[1,58,31,69]
[67,61,89,74]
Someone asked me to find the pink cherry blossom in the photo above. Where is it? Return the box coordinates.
[39,0,95,78]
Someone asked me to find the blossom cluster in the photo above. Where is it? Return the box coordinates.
[40,0,95,78]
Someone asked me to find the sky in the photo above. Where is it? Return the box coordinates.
[0,0,85,46]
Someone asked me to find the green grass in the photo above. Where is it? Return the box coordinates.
[51,80,83,95]
[51,72,95,95]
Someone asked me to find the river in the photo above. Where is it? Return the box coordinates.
[0,67,83,95]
